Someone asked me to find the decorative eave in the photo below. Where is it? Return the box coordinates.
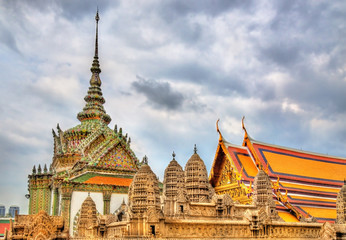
[241,117,263,169]
[57,179,130,194]
[210,119,250,181]
[209,119,253,203]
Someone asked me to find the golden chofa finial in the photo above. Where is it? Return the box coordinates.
[216,119,221,134]
[242,116,246,131]
[216,119,224,143]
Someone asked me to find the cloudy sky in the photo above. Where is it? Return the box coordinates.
[0,0,345,214]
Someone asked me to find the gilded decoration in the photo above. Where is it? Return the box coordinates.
[211,139,252,205]
[217,156,236,186]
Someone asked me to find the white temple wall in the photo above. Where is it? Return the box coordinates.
[58,190,62,215]
[50,189,54,215]
[69,191,103,234]
[110,193,128,213]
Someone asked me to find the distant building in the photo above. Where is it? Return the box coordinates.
[0,205,5,217]
[8,206,19,218]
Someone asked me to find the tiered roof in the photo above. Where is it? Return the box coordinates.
[46,11,140,197]
[76,10,111,125]
[209,119,346,223]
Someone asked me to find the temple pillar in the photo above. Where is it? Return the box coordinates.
[28,184,37,214]
[61,187,73,229]
[103,190,112,214]
[27,165,52,214]
[52,188,60,216]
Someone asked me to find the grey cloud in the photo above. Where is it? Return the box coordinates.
[285,69,346,115]
[132,76,185,110]
[2,0,115,23]
[56,0,116,21]
[158,0,255,20]
[0,21,20,53]
[259,1,345,67]
[108,1,254,50]
[156,1,256,47]
[250,0,346,113]
[260,42,301,67]
[140,60,249,97]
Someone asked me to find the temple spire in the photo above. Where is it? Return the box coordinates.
[95,9,99,58]
[90,9,101,84]
[77,10,111,125]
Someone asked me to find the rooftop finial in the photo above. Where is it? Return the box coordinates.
[172,151,176,160]
[95,8,99,58]
[142,155,148,165]
[194,144,197,154]
[76,9,111,125]
[90,8,101,82]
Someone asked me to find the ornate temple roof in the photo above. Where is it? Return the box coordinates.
[209,119,346,223]
[49,11,139,185]
[76,10,111,125]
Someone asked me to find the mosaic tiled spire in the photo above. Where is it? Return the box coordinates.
[77,10,111,125]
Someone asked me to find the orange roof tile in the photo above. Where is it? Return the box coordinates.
[278,211,299,222]
[209,126,345,223]
[255,144,346,182]
[280,182,339,194]
[84,176,132,186]
[299,206,336,221]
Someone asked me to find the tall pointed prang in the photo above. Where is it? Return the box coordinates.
[77,10,111,125]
